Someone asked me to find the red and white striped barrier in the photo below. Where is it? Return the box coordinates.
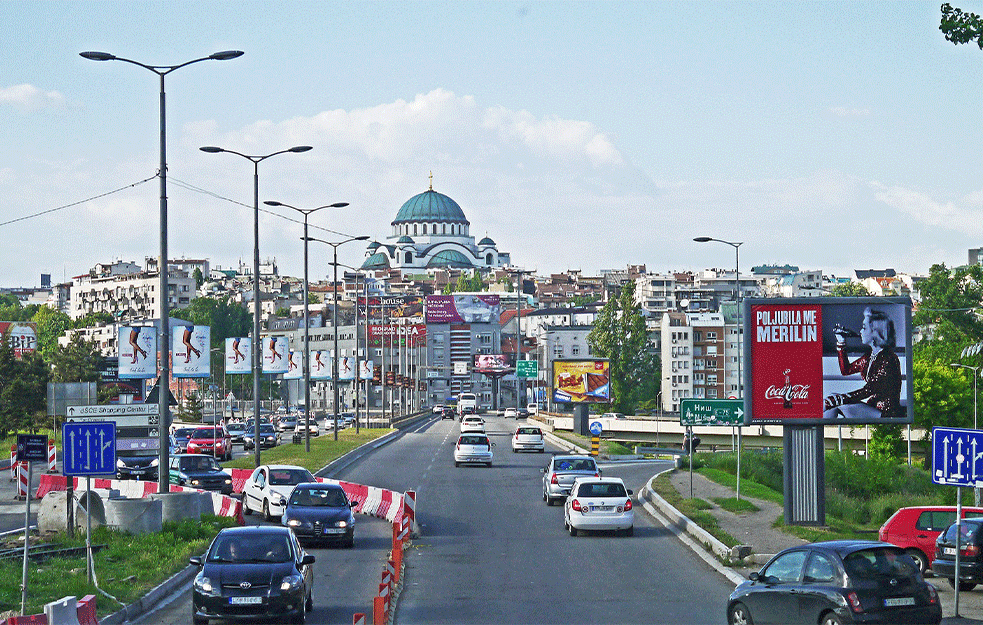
[9,444,16,481]
[229,468,251,493]
[16,462,29,499]
[47,441,57,473]
[353,613,366,625]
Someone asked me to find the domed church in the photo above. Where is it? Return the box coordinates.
[360,176,510,273]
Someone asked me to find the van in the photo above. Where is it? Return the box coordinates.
[878,505,983,573]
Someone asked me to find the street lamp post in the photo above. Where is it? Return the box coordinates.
[328,261,366,433]
[304,236,370,439]
[508,269,531,410]
[694,236,744,500]
[951,363,981,505]
[200,145,313,467]
[265,201,349,452]
[81,49,243,495]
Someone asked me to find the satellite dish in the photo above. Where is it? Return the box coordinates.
[679,299,690,309]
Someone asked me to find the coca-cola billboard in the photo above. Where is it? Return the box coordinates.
[746,297,913,425]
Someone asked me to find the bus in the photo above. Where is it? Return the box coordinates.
[458,393,477,414]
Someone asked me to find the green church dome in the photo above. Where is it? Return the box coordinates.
[393,189,468,225]
[426,249,472,268]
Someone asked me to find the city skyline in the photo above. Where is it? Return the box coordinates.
[2,2,983,288]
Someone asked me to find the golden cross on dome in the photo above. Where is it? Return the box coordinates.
[429,171,433,191]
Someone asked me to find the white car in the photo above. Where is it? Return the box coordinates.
[241,464,316,521]
[527,403,539,415]
[460,416,485,433]
[295,418,320,437]
[511,425,546,453]
[503,407,518,419]
[564,476,634,537]
[432,404,445,414]
[454,433,494,467]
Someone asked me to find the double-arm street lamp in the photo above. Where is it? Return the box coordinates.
[264,201,349,452]
[200,145,313,466]
[304,236,370,439]
[81,49,243,496]
[950,363,982,505]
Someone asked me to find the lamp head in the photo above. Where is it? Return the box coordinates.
[289,146,314,153]
[80,51,116,61]
[330,203,350,208]
[199,146,225,154]
[355,235,370,241]
[210,50,245,61]
[693,237,713,243]
[264,201,285,207]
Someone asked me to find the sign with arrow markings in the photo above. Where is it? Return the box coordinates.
[933,426,983,487]
[680,399,746,426]
[62,421,117,476]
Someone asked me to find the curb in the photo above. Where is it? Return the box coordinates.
[99,564,197,625]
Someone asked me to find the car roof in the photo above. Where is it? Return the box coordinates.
[261,464,309,471]
[789,540,902,556]
[551,454,594,461]
[292,481,341,490]
[217,525,292,538]
[571,476,624,485]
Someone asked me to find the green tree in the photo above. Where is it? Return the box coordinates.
[180,390,205,422]
[913,263,983,355]
[48,332,104,383]
[0,329,49,437]
[827,282,871,297]
[73,311,114,328]
[941,3,983,48]
[912,360,974,437]
[468,271,486,292]
[31,306,72,358]
[193,267,204,289]
[171,296,251,348]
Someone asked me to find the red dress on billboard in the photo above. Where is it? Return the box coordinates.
[834,345,903,417]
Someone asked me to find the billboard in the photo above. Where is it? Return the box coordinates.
[359,359,374,381]
[338,356,356,381]
[368,324,426,347]
[552,359,610,404]
[745,297,913,425]
[224,337,251,374]
[425,294,501,324]
[310,350,332,380]
[118,325,157,379]
[474,354,511,374]
[0,322,37,357]
[284,350,303,380]
[172,325,209,378]
[262,336,290,374]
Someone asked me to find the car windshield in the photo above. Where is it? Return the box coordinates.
[259,425,276,434]
[517,428,541,436]
[269,469,315,485]
[175,428,195,438]
[227,424,245,432]
[192,428,216,439]
[843,547,918,580]
[577,482,627,498]
[555,459,596,472]
[209,534,292,563]
[181,457,221,472]
[290,487,349,507]
[459,435,489,446]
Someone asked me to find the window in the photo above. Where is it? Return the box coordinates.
[405,252,412,264]
[422,224,427,234]
[572,345,580,356]
[803,553,836,584]
[763,550,807,583]
[707,331,717,340]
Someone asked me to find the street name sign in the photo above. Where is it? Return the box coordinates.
[16,434,48,463]
[67,414,157,427]
[680,399,746,426]
[66,404,158,417]
[63,421,117,476]
[516,360,538,379]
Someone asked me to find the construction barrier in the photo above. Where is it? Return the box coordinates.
[353,613,366,625]
[47,442,56,473]
[9,444,16,480]
[1,593,97,625]
[16,462,29,499]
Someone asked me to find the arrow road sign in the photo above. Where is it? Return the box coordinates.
[680,399,746,426]
[66,404,158,418]
[63,421,117,477]
[933,427,983,487]
[589,421,603,436]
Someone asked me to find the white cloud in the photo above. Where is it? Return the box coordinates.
[0,84,65,113]
[871,182,983,236]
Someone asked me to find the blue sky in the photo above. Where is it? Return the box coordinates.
[2,1,982,289]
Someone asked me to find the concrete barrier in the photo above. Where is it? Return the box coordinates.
[37,490,71,533]
[104,498,162,535]
[43,596,79,625]
[149,491,202,523]
[75,491,106,532]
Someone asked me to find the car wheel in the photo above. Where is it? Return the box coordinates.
[948,578,978,591]
[263,499,272,521]
[625,526,634,537]
[905,548,928,575]
[568,523,577,537]
[242,498,252,515]
[818,612,844,625]
[727,602,753,625]
[305,590,314,611]
[455,461,460,467]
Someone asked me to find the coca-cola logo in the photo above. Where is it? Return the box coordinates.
[764,385,811,401]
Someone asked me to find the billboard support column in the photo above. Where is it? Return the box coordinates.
[573,404,589,437]
[783,425,825,526]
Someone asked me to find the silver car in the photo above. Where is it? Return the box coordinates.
[511,425,545,453]
[454,433,494,467]
[563,476,634,537]
[542,455,601,506]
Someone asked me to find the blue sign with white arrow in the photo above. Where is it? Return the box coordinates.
[933,426,983,487]
[589,421,603,436]
[63,421,117,477]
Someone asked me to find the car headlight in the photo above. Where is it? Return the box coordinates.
[116,459,125,468]
[280,573,304,592]
[334,520,349,528]
[224,478,232,485]
[285,518,303,527]
[194,574,218,595]
[150,459,159,467]
[191,479,201,486]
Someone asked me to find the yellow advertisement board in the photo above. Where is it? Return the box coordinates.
[552,359,610,404]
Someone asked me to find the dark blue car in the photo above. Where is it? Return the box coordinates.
[282,482,356,548]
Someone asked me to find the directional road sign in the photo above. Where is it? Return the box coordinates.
[66,404,159,417]
[589,421,603,436]
[67,414,156,427]
[516,360,538,379]
[63,421,117,476]
[933,427,983,487]
[680,399,746,426]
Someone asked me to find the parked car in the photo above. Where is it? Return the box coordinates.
[168,454,233,494]
[933,517,983,590]
[878,505,983,574]
[282,482,356,547]
[294,418,320,437]
[225,421,247,444]
[242,464,316,521]
[511,425,546,453]
[191,525,315,625]
[563,476,634,537]
[542,455,601,506]
[727,541,941,625]
[186,426,233,461]
[454,433,494,467]
[503,407,518,419]
[244,423,281,450]
[115,454,158,481]
[277,414,299,432]
[460,415,485,433]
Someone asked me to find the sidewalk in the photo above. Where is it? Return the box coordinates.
[661,469,983,624]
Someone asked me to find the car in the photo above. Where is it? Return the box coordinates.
[282,482,356,547]
[517,408,531,419]
[933,516,983,590]
[563,476,634,537]
[190,525,315,625]
[878,505,983,574]
[294,418,320,437]
[511,425,546,453]
[115,454,159,481]
[527,403,539,415]
[186,426,233,461]
[454,433,494,467]
[277,414,299,432]
[601,412,627,420]
[503,407,518,419]
[242,464,317,521]
[460,415,485,433]
[440,407,456,420]
[225,421,247,444]
[432,404,446,414]
[168,435,181,457]
[168,454,233,494]
[171,426,197,453]
[542,455,601,506]
[244,423,281,450]
[727,540,941,625]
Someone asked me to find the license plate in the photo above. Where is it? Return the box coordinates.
[131,470,144,475]
[944,547,957,556]
[230,596,262,605]
[323,527,344,534]
[884,597,916,607]
[590,505,613,512]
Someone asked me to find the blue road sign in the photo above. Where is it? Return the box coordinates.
[63,421,117,477]
[933,427,983,487]
[589,421,603,436]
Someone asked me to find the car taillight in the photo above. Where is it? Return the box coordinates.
[456,441,460,450]
[550,473,558,485]
[571,499,582,512]
[963,544,980,557]
[624,498,633,511]
[846,591,863,613]
[593,472,600,478]
[927,583,939,605]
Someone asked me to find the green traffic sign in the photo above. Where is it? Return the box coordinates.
[680,399,746,426]
[515,360,538,378]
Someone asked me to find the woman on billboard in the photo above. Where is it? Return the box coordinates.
[823,306,903,419]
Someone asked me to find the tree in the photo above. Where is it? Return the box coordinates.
[912,360,974,436]
[180,390,205,422]
[49,332,104,383]
[941,3,983,48]
[192,267,204,289]
[171,296,251,348]
[914,263,983,354]
[0,329,49,437]
[32,306,72,358]
[827,282,871,297]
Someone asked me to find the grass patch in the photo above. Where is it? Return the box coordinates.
[698,468,784,506]
[224,427,394,473]
[651,472,740,547]
[0,515,237,619]
[714,497,760,514]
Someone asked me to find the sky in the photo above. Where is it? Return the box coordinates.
[2,1,983,289]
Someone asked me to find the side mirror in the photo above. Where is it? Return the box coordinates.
[301,554,315,565]
[749,571,760,582]
[189,556,203,566]
[627,489,634,496]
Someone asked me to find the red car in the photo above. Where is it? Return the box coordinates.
[878,505,983,574]
[186,426,233,461]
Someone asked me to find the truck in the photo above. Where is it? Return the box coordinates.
[458,393,478,414]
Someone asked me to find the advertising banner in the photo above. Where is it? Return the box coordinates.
[262,336,290,374]
[224,337,251,374]
[0,321,37,357]
[425,294,501,324]
[359,360,374,381]
[368,324,426,347]
[173,325,209,378]
[310,350,332,380]
[284,350,303,380]
[552,359,610,404]
[338,356,356,381]
[118,325,157,379]
[474,354,511,374]
[745,297,913,425]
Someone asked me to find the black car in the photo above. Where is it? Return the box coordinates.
[933,516,983,590]
[115,454,159,481]
[282,482,356,548]
[191,525,314,624]
[172,426,197,453]
[169,454,233,495]
[244,423,280,450]
[440,407,456,420]
[727,540,941,625]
